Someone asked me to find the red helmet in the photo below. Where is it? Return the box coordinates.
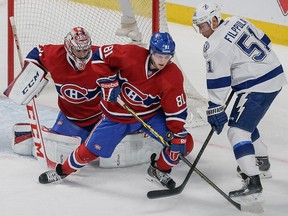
[64,27,92,71]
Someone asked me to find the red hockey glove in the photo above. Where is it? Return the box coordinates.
[169,132,187,161]
[98,80,120,102]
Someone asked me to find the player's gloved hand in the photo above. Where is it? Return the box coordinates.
[97,79,120,102]
[169,131,187,161]
[206,101,228,134]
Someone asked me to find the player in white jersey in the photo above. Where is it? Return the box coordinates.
[193,2,287,202]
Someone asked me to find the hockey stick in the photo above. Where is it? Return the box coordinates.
[9,16,54,169]
[117,96,263,213]
[146,91,234,199]
[117,95,263,213]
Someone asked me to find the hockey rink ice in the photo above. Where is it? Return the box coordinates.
[1,2,288,216]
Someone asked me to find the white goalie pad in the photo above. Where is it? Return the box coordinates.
[41,127,81,164]
[12,123,34,156]
[12,123,81,165]
[12,123,162,168]
[4,62,48,105]
[115,15,142,42]
[99,132,162,168]
[116,0,142,42]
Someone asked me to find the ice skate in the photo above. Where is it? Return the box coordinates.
[229,174,264,204]
[237,156,272,179]
[146,153,176,189]
[38,164,67,184]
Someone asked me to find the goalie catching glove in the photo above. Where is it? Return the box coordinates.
[206,101,228,134]
[97,76,121,102]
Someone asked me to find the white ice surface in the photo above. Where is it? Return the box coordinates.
[1,1,288,216]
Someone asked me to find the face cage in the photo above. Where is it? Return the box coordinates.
[67,48,92,71]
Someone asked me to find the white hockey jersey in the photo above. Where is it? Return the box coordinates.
[203,16,287,105]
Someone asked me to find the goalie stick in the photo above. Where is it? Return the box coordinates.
[9,16,53,169]
[117,94,263,213]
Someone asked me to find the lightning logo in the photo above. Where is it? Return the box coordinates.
[235,93,248,122]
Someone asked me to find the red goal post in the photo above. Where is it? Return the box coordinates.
[7,0,207,127]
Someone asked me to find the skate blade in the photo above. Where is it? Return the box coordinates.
[259,171,272,179]
[146,174,166,189]
[50,178,63,184]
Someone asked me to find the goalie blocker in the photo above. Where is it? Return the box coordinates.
[4,62,49,105]
[12,123,161,168]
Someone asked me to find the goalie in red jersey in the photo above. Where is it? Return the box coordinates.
[39,32,194,189]
[4,27,102,164]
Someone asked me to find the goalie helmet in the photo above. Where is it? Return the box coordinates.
[149,32,175,56]
[192,2,222,27]
[64,27,92,71]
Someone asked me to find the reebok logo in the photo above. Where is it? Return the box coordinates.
[277,0,288,15]
[100,81,119,88]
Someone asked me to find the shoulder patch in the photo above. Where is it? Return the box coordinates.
[203,41,210,53]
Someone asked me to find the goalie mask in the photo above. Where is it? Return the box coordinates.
[64,27,92,71]
[192,3,222,29]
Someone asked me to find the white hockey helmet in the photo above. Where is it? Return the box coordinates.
[64,27,92,71]
[192,2,222,27]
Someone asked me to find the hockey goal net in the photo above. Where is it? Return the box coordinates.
[8,0,207,127]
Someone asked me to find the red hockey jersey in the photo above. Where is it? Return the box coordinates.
[92,44,188,134]
[25,45,102,127]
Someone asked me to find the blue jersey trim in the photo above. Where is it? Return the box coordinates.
[207,76,231,89]
[26,47,41,62]
[233,141,255,160]
[261,34,271,46]
[232,65,284,92]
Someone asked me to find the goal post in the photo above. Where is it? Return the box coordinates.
[7,0,207,127]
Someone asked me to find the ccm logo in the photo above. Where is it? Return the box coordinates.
[100,81,119,88]
[22,71,40,95]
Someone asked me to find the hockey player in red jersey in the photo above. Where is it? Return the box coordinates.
[38,32,194,189]
[26,27,102,141]
[5,27,103,164]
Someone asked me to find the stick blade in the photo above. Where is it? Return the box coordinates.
[147,187,183,199]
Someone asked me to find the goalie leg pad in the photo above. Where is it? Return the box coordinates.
[41,127,81,164]
[12,124,81,164]
[12,123,34,156]
[115,15,142,42]
[99,132,162,168]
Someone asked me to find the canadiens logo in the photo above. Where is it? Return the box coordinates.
[56,83,100,104]
[121,82,159,107]
[277,0,288,15]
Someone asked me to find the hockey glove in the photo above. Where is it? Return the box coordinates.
[98,80,121,102]
[169,131,187,161]
[206,101,228,135]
